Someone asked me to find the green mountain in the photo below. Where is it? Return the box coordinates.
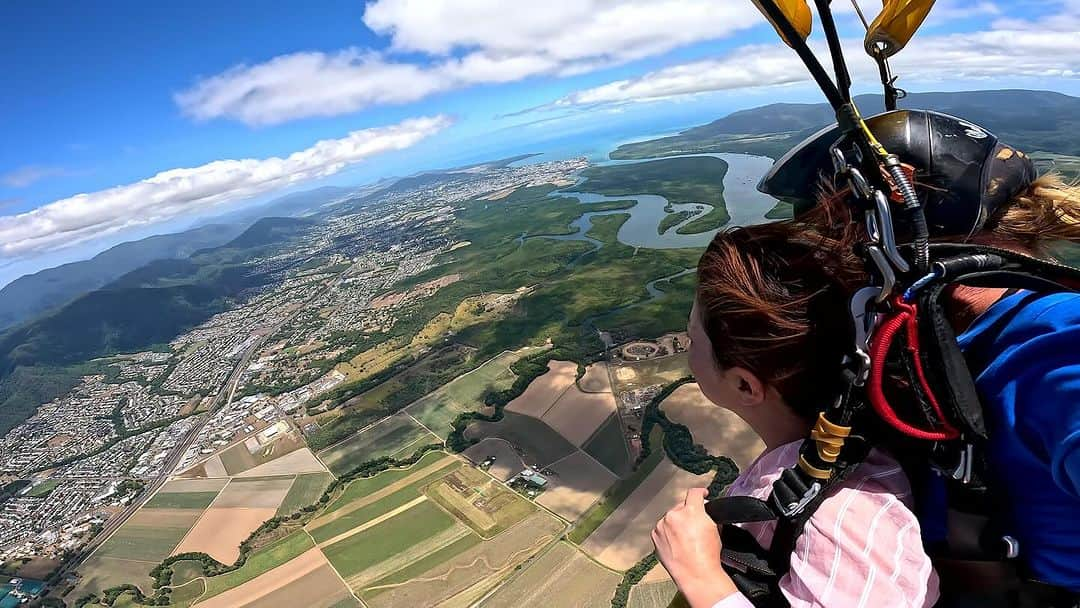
[612,89,1080,160]
[0,223,244,331]
[0,217,315,435]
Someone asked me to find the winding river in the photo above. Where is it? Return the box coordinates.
[523,150,780,336]
[523,152,778,252]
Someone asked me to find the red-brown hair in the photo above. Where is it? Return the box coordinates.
[696,172,1080,419]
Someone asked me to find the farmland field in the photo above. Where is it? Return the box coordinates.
[169,560,206,586]
[360,512,565,608]
[96,508,204,562]
[610,354,691,395]
[406,350,524,437]
[321,451,452,514]
[144,477,228,509]
[201,530,315,599]
[144,491,221,510]
[536,451,617,522]
[423,466,535,536]
[582,413,632,477]
[308,458,460,543]
[322,499,462,579]
[166,578,205,608]
[71,555,156,598]
[505,360,577,418]
[629,580,686,608]
[219,431,306,476]
[174,477,293,563]
[569,426,665,544]
[243,563,359,608]
[359,534,480,590]
[580,460,712,570]
[577,362,612,393]
[480,541,619,608]
[541,385,617,447]
[158,478,231,493]
[317,413,439,476]
[197,548,357,608]
[659,383,764,470]
[276,472,333,516]
[462,438,525,481]
[464,411,576,468]
[236,447,326,477]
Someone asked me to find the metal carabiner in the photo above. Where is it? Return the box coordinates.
[847,166,872,201]
[873,190,910,273]
[864,210,881,244]
[866,246,897,303]
[849,286,881,385]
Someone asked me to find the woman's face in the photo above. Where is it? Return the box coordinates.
[688,299,766,414]
[688,300,728,407]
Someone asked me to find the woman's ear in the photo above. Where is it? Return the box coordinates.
[725,367,766,407]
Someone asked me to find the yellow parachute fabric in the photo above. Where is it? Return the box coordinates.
[751,0,813,48]
[865,0,936,57]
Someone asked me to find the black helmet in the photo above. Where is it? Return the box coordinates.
[757,110,1038,238]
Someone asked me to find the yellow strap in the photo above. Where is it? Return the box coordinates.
[751,0,813,48]
[865,0,936,58]
[810,412,850,464]
[799,454,834,480]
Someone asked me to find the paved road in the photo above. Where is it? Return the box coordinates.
[53,272,340,595]
[49,326,269,591]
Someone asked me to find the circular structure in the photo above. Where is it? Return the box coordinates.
[622,342,660,360]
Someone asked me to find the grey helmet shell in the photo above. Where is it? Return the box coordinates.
[757,110,1037,238]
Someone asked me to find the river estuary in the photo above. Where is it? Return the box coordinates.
[523,152,778,253]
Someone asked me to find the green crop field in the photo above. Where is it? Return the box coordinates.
[72,555,157,598]
[317,413,438,476]
[276,472,333,516]
[323,451,450,514]
[322,500,459,578]
[310,461,460,543]
[168,559,206,586]
[569,426,666,544]
[362,533,481,590]
[583,414,632,477]
[25,479,60,498]
[143,491,221,510]
[166,578,206,608]
[202,530,315,598]
[407,350,523,437]
[95,508,204,562]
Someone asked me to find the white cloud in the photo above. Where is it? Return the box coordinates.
[544,6,1080,109]
[176,0,765,126]
[0,115,451,257]
[1,165,77,188]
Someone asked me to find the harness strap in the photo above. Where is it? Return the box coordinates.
[918,282,987,439]
[705,496,776,524]
[867,297,961,441]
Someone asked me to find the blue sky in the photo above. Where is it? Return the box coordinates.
[1,0,1078,286]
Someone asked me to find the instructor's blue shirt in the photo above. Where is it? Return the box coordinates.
[957,290,1080,590]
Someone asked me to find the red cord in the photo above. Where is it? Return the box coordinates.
[867,298,961,441]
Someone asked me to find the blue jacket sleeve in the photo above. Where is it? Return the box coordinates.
[1010,300,1080,498]
[1047,362,1080,498]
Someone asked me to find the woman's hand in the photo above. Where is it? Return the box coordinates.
[652,488,739,608]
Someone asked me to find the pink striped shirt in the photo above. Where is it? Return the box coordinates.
[716,441,939,608]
